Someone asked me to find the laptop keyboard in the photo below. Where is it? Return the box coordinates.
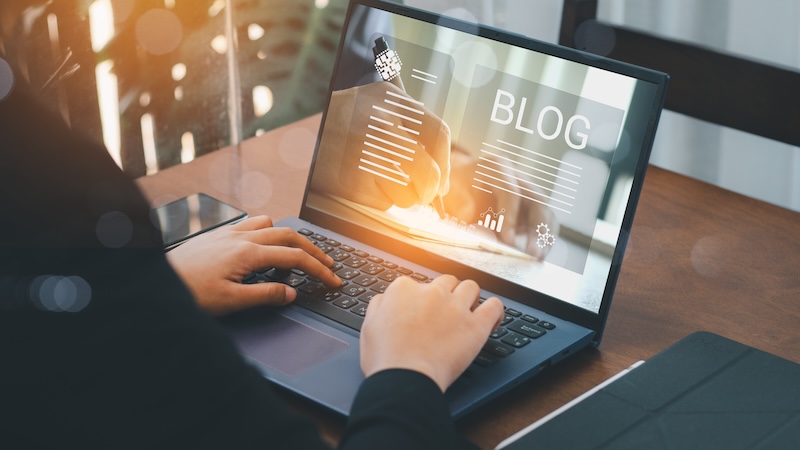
[242,227,557,368]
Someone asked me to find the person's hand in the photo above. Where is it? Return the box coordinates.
[166,215,341,316]
[360,275,504,392]
[310,81,451,210]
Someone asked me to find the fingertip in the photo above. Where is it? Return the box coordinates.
[235,214,272,231]
[478,296,505,321]
[255,215,274,228]
[284,285,297,304]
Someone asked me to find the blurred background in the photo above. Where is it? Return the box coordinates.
[3,0,798,211]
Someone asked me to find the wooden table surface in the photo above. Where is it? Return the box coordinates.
[137,114,800,450]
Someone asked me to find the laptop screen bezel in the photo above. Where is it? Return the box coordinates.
[298,0,668,345]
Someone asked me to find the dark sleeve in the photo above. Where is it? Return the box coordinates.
[341,370,480,450]
[0,70,334,450]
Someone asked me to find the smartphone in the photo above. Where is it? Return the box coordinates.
[150,193,248,250]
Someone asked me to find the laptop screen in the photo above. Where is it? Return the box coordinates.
[304,1,665,315]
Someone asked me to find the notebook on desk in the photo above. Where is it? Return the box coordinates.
[496,331,800,449]
[220,0,668,418]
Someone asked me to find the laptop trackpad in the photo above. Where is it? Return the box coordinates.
[231,314,350,376]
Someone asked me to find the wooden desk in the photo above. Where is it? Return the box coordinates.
[137,114,800,450]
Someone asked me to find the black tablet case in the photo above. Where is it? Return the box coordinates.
[502,331,800,449]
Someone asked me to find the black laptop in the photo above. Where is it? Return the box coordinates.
[221,0,668,418]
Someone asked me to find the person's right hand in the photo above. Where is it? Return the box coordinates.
[310,81,451,211]
[360,275,504,392]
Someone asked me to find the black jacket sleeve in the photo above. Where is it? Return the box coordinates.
[0,66,478,450]
[343,370,480,450]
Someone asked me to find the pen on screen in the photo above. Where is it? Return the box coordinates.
[373,37,447,220]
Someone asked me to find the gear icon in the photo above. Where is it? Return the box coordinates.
[536,223,550,236]
[537,234,548,248]
[535,223,555,248]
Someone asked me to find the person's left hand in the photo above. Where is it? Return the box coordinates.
[166,215,341,316]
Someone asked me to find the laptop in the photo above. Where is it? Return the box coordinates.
[220,0,668,418]
[496,331,800,449]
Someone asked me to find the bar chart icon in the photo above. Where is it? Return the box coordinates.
[479,207,505,233]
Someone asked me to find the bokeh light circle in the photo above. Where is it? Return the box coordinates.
[96,211,133,248]
[135,9,183,56]
[278,128,316,169]
[0,58,14,101]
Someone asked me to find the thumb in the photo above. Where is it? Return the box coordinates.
[225,282,297,313]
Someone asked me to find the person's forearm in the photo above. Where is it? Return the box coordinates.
[339,369,479,450]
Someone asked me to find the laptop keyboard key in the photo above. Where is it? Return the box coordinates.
[315,290,342,302]
[314,243,334,254]
[370,281,391,293]
[507,321,547,339]
[337,268,361,280]
[358,291,378,303]
[298,282,325,295]
[361,263,385,275]
[333,297,359,309]
[473,352,499,367]
[410,273,428,282]
[483,341,515,358]
[344,256,368,268]
[490,327,508,339]
[537,321,556,330]
[265,268,289,279]
[342,285,367,297]
[501,333,531,348]
[242,273,259,284]
[378,270,401,282]
[353,275,378,287]
[330,249,351,261]
[284,274,306,287]
[351,304,369,316]
[521,314,539,323]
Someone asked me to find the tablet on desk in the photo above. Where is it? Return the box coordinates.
[497,331,800,449]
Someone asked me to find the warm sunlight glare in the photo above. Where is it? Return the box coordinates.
[252,85,273,117]
[95,60,121,168]
[89,0,114,52]
[181,131,196,164]
[141,113,158,175]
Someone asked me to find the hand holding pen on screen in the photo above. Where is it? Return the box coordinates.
[310,37,451,214]
[372,37,448,219]
[311,81,451,212]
